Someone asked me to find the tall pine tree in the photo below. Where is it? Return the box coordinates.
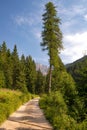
[41,2,63,92]
[12,45,20,89]
[16,56,27,93]
[25,56,37,93]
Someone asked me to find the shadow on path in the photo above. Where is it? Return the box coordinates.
[0,98,53,130]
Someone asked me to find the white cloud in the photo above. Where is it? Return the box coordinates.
[61,20,76,33]
[84,14,87,21]
[14,11,42,27]
[13,12,42,41]
[35,31,41,39]
[64,32,87,44]
[72,5,86,15]
[32,29,41,41]
[14,15,34,26]
[61,32,87,64]
[58,4,87,33]
[59,4,86,18]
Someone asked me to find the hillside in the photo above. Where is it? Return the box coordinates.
[66,55,87,68]
[0,89,32,125]
[66,55,87,78]
[66,55,87,97]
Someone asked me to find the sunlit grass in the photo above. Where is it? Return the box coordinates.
[0,88,31,125]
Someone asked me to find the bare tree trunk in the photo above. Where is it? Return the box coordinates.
[49,65,52,93]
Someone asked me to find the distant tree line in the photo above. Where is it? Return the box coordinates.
[0,42,73,96]
[0,42,46,94]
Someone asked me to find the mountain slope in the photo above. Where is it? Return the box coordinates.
[36,63,48,75]
[66,55,87,69]
[66,55,87,96]
[66,55,87,77]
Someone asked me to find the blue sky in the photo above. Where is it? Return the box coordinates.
[0,0,87,65]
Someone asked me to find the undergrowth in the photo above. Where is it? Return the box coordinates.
[0,89,33,125]
[39,91,87,130]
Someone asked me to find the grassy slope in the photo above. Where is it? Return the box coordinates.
[0,89,32,125]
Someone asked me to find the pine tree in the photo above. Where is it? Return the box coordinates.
[0,70,5,88]
[5,49,13,88]
[41,2,63,92]
[0,42,7,70]
[0,42,13,88]
[36,69,46,94]
[25,56,37,93]
[12,45,20,89]
[16,55,28,93]
[0,42,7,88]
[52,56,66,91]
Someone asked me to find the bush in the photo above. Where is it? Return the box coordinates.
[0,89,32,125]
[39,91,87,130]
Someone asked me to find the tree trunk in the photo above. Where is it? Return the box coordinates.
[49,65,52,93]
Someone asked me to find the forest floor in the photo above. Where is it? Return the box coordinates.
[0,98,53,130]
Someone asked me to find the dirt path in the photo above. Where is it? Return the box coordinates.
[0,98,53,130]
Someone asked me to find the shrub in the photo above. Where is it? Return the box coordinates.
[39,91,87,130]
[0,89,32,125]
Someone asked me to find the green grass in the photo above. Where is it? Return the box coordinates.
[0,89,32,125]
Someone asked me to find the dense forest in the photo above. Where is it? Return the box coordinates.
[0,42,46,94]
[66,55,87,120]
[66,55,87,98]
[40,55,87,129]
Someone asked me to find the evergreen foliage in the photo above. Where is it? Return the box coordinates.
[36,69,46,94]
[12,45,20,89]
[25,56,37,93]
[17,55,27,93]
[66,56,87,118]
[5,49,13,88]
[0,42,46,94]
[40,92,87,130]
[66,55,87,96]
[0,70,5,88]
[40,2,87,130]
[41,2,63,92]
